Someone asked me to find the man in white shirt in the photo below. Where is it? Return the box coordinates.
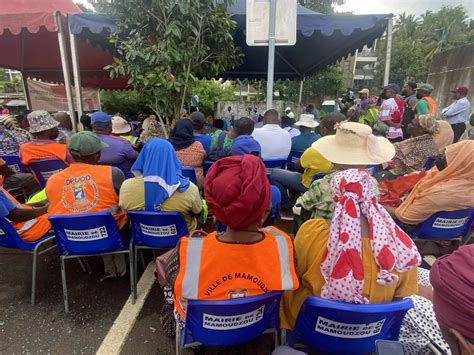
[252,109,291,159]
[442,86,471,143]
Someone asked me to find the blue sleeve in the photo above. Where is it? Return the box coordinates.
[0,191,17,218]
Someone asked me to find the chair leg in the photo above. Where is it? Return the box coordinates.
[175,322,182,355]
[31,248,38,305]
[129,243,135,304]
[60,257,69,313]
[134,247,138,301]
[140,250,146,270]
[77,258,87,273]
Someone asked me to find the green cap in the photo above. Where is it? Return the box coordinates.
[68,131,108,156]
[415,83,434,92]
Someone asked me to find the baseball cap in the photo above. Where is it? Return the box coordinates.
[383,83,400,93]
[90,111,112,125]
[358,88,370,95]
[451,86,468,95]
[191,111,205,125]
[68,131,108,156]
[415,83,434,92]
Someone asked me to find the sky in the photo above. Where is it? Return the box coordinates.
[334,0,474,18]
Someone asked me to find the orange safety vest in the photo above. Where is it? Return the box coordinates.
[0,186,51,242]
[173,226,299,318]
[20,142,68,165]
[412,96,438,115]
[45,163,127,229]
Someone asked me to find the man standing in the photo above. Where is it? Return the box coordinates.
[379,83,405,142]
[285,106,295,119]
[252,109,291,159]
[221,106,235,128]
[442,86,470,143]
[413,83,438,116]
[401,81,418,138]
[90,112,138,178]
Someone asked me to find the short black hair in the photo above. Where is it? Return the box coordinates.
[320,112,346,135]
[281,115,295,128]
[80,114,92,131]
[306,104,315,112]
[235,117,254,136]
[406,81,417,90]
[213,118,224,129]
[264,109,279,123]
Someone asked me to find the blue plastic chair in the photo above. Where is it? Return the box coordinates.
[409,208,474,246]
[203,160,214,176]
[365,165,381,175]
[0,218,56,305]
[28,158,68,187]
[263,158,287,177]
[48,211,133,313]
[1,154,29,173]
[182,168,197,185]
[287,296,413,354]
[177,292,283,353]
[128,211,188,301]
[286,151,304,171]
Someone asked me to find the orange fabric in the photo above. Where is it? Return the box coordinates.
[20,142,68,165]
[46,163,127,228]
[413,96,438,114]
[379,171,427,207]
[174,227,299,317]
[396,141,474,224]
[0,186,51,241]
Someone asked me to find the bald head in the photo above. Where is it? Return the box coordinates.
[53,112,72,130]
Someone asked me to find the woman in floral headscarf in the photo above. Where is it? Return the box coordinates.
[281,168,421,329]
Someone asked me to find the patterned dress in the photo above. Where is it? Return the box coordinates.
[175,141,206,189]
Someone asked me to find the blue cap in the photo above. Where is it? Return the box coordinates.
[90,112,112,124]
[383,83,400,93]
[231,135,261,156]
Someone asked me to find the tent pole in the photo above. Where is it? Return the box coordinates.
[298,78,304,106]
[97,90,102,111]
[265,0,277,111]
[21,72,32,110]
[55,12,77,132]
[69,32,83,131]
[383,16,393,86]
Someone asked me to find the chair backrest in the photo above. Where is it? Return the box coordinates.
[262,158,287,176]
[409,208,474,240]
[182,168,197,185]
[1,154,29,173]
[365,165,381,175]
[264,185,281,226]
[128,211,188,249]
[286,151,304,171]
[28,159,68,187]
[48,211,125,255]
[0,217,35,250]
[181,292,282,348]
[290,296,413,354]
[422,156,437,171]
[203,160,214,176]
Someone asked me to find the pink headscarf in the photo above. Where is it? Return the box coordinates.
[321,169,421,304]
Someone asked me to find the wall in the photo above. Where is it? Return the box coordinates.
[427,42,474,110]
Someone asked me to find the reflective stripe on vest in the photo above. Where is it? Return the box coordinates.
[181,237,204,299]
[262,226,295,290]
[16,218,37,234]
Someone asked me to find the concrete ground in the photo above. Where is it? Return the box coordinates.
[0,219,294,354]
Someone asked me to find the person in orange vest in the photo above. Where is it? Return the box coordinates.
[19,110,73,165]
[162,155,299,336]
[0,183,50,242]
[413,83,438,117]
[46,131,128,280]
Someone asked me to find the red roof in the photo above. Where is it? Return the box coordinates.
[0,0,129,89]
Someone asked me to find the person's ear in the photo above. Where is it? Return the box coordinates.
[450,329,474,355]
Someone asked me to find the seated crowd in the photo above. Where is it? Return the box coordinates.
[0,81,473,354]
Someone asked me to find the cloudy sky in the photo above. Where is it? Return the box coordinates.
[334,0,474,17]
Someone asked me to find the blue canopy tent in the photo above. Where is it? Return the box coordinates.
[225,0,391,81]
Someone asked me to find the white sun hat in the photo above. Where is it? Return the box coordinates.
[294,113,319,128]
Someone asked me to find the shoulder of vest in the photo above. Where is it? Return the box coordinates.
[262,226,290,239]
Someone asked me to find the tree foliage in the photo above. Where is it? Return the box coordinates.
[98,0,242,135]
[100,90,149,115]
[299,0,346,14]
[375,5,473,88]
[189,80,237,117]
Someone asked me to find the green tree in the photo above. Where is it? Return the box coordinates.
[299,0,345,14]
[189,79,237,117]
[100,90,149,115]
[3,77,23,93]
[101,0,242,136]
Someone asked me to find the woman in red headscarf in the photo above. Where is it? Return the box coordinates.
[161,154,299,338]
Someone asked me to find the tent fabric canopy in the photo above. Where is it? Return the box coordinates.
[0,0,129,89]
[68,13,117,35]
[224,0,389,80]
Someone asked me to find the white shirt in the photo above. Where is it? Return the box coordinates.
[284,126,301,138]
[442,97,471,125]
[252,124,292,159]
